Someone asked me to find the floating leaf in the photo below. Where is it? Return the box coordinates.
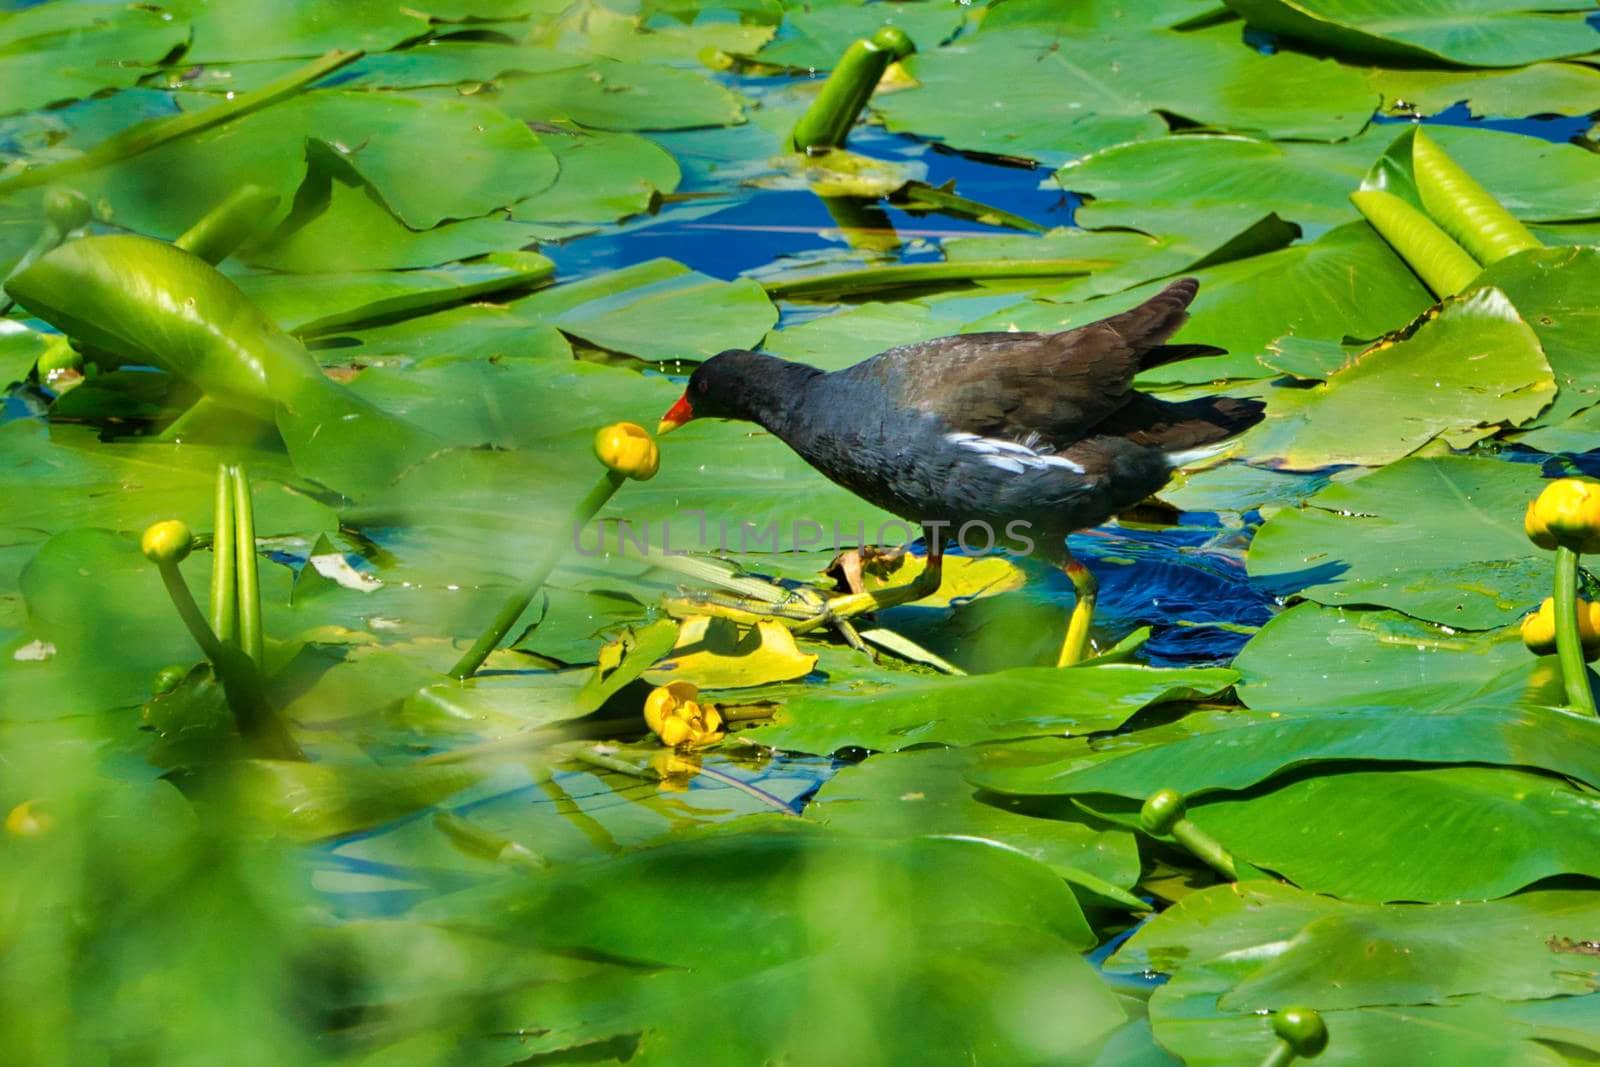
[1247,456,1548,628]
[0,3,190,115]
[1191,765,1600,901]
[1246,287,1555,469]
[491,61,748,131]
[746,663,1238,754]
[876,20,1375,164]
[643,616,817,689]
[1223,0,1600,67]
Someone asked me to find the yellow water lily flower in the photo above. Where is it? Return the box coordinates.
[643,681,723,748]
[1520,597,1600,658]
[593,421,660,481]
[1527,479,1600,553]
[141,519,193,565]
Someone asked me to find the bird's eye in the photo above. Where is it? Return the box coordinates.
[696,377,710,394]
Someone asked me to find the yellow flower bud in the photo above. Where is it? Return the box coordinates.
[642,681,724,749]
[141,519,193,565]
[1529,479,1600,553]
[5,801,51,838]
[1525,500,1558,551]
[1522,598,1557,655]
[594,421,660,481]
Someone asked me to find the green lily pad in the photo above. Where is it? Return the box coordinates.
[510,127,681,226]
[976,704,1600,801]
[809,746,1142,899]
[1233,603,1547,714]
[490,60,748,131]
[1244,287,1554,469]
[0,3,189,115]
[876,20,1376,164]
[165,0,429,62]
[1224,0,1600,67]
[757,1,969,70]
[1191,765,1600,901]
[1475,246,1600,429]
[745,663,1238,754]
[1366,60,1600,118]
[511,257,777,361]
[1246,456,1549,628]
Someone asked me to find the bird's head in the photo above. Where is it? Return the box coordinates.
[658,349,789,434]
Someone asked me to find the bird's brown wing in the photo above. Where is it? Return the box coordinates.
[856,278,1201,441]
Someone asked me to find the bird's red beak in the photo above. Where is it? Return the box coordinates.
[658,394,694,435]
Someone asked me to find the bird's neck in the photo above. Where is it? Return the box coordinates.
[736,359,824,439]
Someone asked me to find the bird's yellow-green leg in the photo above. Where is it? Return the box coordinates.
[1056,556,1098,667]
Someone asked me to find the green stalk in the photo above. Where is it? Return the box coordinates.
[158,561,227,665]
[231,466,264,666]
[1412,129,1540,266]
[448,470,627,680]
[0,51,361,197]
[210,464,237,643]
[762,258,1108,299]
[1554,546,1596,715]
[1172,819,1238,880]
[1257,1044,1297,1067]
[1350,188,1481,298]
[791,27,915,150]
[175,184,281,265]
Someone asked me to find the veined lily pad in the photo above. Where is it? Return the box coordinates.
[746,663,1238,754]
[0,3,189,115]
[1244,287,1555,469]
[1246,456,1549,628]
[1223,0,1600,67]
[876,20,1376,164]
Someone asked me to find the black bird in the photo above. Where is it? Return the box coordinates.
[657,278,1262,664]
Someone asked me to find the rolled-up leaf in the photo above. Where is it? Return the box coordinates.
[791,26,915,151]
[1412,129,1540,266]
[1349,188,1481,298]
[7,235,438,494]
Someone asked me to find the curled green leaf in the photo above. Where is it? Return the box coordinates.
[1350,188,1481,297]
[1412,129,1540,266]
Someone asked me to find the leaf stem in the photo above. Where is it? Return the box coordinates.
[210,464,237,643]
[1172,819,1238,880]
[448,470,627,680]
[232,466,264,666]
[1257,1043,1297,1067]
[0,51,362,197]
[1554,546,1596,714]
[158,561,227,665]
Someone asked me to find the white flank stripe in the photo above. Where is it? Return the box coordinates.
[945,432,1086,474]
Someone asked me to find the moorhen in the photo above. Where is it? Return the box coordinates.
[657,278,1262,665]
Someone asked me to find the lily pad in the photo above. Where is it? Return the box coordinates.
[1191,765,1600,901]
[876,20,1376,164]
[745,663,1238,754]
[0,3,189,115]
[643,616,817,689]
[1224,0,1600,67]
[490,61,748,131]
[1246,456,1549,628]
[809,746,1142,897]
[1233,603,1545,714]
[1245,287,1555,469]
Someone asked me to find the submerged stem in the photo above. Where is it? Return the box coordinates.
[232,466,264,666]
[210,464,237,643]
[448,470,626,680]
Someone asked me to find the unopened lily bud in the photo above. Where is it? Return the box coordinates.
[1528,479,1600,553]
[141,520,193,565]
[594,421,660,481]
[1272,1005,1328,1058]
